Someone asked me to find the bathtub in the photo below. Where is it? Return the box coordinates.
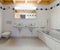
[49,30,60,41]
[38,30,60,50]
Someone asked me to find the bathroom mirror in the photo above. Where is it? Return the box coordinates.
[14,10,36,19]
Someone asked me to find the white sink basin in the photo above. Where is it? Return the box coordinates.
[13,25,24,32]
[27,26,39,32]
[13,25,24,28]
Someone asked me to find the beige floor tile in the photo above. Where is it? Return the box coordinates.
[0,37,50,50]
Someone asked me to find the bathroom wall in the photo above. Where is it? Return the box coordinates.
[2,4,49,37]
[0,3,2,37]
[49,0,60,29]
[2,5,14,32]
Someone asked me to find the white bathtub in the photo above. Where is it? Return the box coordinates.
[49,30,60,41]
[38,30,60,50]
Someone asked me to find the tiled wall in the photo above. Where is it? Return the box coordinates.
[49,0,60,29]
[0,3,2,37]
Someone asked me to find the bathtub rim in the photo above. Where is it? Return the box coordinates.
[40,31,60,43]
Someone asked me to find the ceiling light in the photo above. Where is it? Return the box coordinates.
[37,0,41,3]
[13,0,15,3]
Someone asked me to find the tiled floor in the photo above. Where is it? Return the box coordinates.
[0,37,50,50]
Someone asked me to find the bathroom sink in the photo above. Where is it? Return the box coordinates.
[27,24,39,32]
[13,24,24,32]
[14,26,23,32]
[28,26,40,32]
[28,24,39,28]
[13,25,23,28]
[13,23,25,28]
